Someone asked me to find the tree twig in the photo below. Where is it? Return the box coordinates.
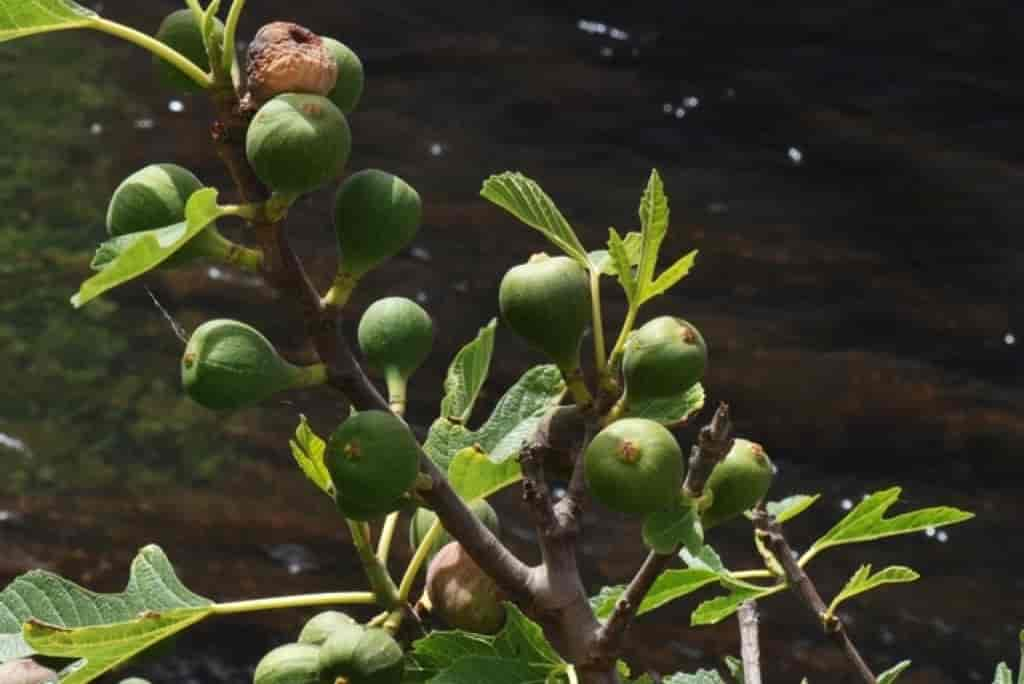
[738,600,763,684]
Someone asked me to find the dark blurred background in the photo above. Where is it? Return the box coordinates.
[1,1,1021,682]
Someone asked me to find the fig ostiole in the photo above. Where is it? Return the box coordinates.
[318,623,404,684]
[298,610,357,646]
[325,410,420,521]
[584,417,685,515]
[153,9,224,92]
[253,643,321,684]
[326,170,422,307]
[245,93,351,196]
[181,319,327,411]
[357,297,434,415]
[321,37,364,114]
[498,252,591,383]
[245,22,338,104]
[409,498,499,561]
[619,316,707,411]
[425,542,506,635]
[701,438,775,529]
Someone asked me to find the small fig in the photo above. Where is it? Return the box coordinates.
[425,542,506,634]
[701,438,775,529]
[246,93,351,196]
[105,163,230,266]
[622,316,707,401]
[498,253,589,371]
[321,37,364,114]
[153,9,223,92]
[253,643,320,684]
[584,418,684,515]
[325,410,420,520]
[409,498,499,561]
[333,169,421,281]
[357,297,434,414]
[181,319,326,410]
[297,610,356,646]
[246,22,338,103]
[318,624,404,684]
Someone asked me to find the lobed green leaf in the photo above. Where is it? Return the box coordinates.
[636,169,669,291]
[289,414,333,497]
[642,498,703,555]
[440,319,497,424]
[663,669,728,684]
[639,249,697,304]
[589,231,642,275]
[621,382,704,427]
[877,660,912,684]
[994,663,1013,684]
[827,565,919,616]
[591,569,722,621]
[607,227,639,304]
[764,494,821,524]
[447,446,521,502]
[480,172,588,266]
[691,579,784,626]
[678,545,726,574]
[0,0,97,42]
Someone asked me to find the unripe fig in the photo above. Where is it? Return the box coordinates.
[357,297,434,413]
[498,253,589,371]
[297,610,356,646]
[321,38,364,114]
[333,170,421,280]
[253,643,320,684]
[181,319,326,410]
[246,93,351,196]
[701,438,775,529]
[622,316,707,401]
[318,624,404,684]
[325,410,420,520]
[584,418,684,515]
[153,9,224,92]
[105,163,229,266]
[425,542,506,634]
[246,22,338,103]
[409,498,499,561]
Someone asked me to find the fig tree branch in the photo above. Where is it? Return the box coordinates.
[738,600,763,684]
[751,508,877,684]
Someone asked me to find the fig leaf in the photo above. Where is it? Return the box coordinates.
[0,0,97,43]
[642,497,704,555]
[440,319,497,424]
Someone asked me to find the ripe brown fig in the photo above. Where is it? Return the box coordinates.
[425,542,505,634]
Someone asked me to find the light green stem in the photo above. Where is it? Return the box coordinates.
[221,0,247,74]
[225,244,263,271]
[731,569,774,581]
[293,363,328,389]
[211,591,376,615]
[384,368,408,417]
[219,203,261,221]
[561,365,593,411]
[347,519,401,609]
[589,269,607,374]
[184,0,205,26]
[266,191,299,222]
[322,271,359,309]
[91,18,212,89]
[398,518,444,602]
[607,304,638,370]
[376,512,400,564]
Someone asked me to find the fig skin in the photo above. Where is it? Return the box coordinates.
[105,163,227,265]
[584,418,684,515]
[325,410,420,521]
[246,22,338,103]
[297,610,357,646]
[498,253,590,371]
[153,9,223,92]
[425,542,506,634]
[253,642,321,684]
[333,169,421,280]
[409,498,499,561]
[181,319,324,410]
[357,297,434,407]
[701,438,775,529]
[622,316,707,401]
[321,37,364,114]
[318,624,404,684]
[246,93,351,195]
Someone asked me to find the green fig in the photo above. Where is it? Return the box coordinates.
[105,163,235,267]
[409,498,499,561]
[181,319,326,410]
[253,643,321,684]
[498,253,589,371]
[357,297,434,414]
[318,624,404,684]
[425,542,506,634]
[584,418,684,515]
[153,9,223,92]
[297,610,357,646]
[246,93,351,196]
[701,438,775,529]
[622,316,707,402]
[325,410,420,520]
[321,37,364,114]
[332,169,421,284]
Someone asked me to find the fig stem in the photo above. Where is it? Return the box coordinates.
[219,202,261,220]
[398,518,444,601]
[225,243,264,271]
[294,363,329,389]
[211,590,376,615]
[322,271,358,309]
[384,368,407,417]
[92,18,213,89]
[607,304,638,370]
[347,519,401,609]
[561,366,594,411]
[220,0,247,75]
[589,268,607,373]
[376,512,400,563]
